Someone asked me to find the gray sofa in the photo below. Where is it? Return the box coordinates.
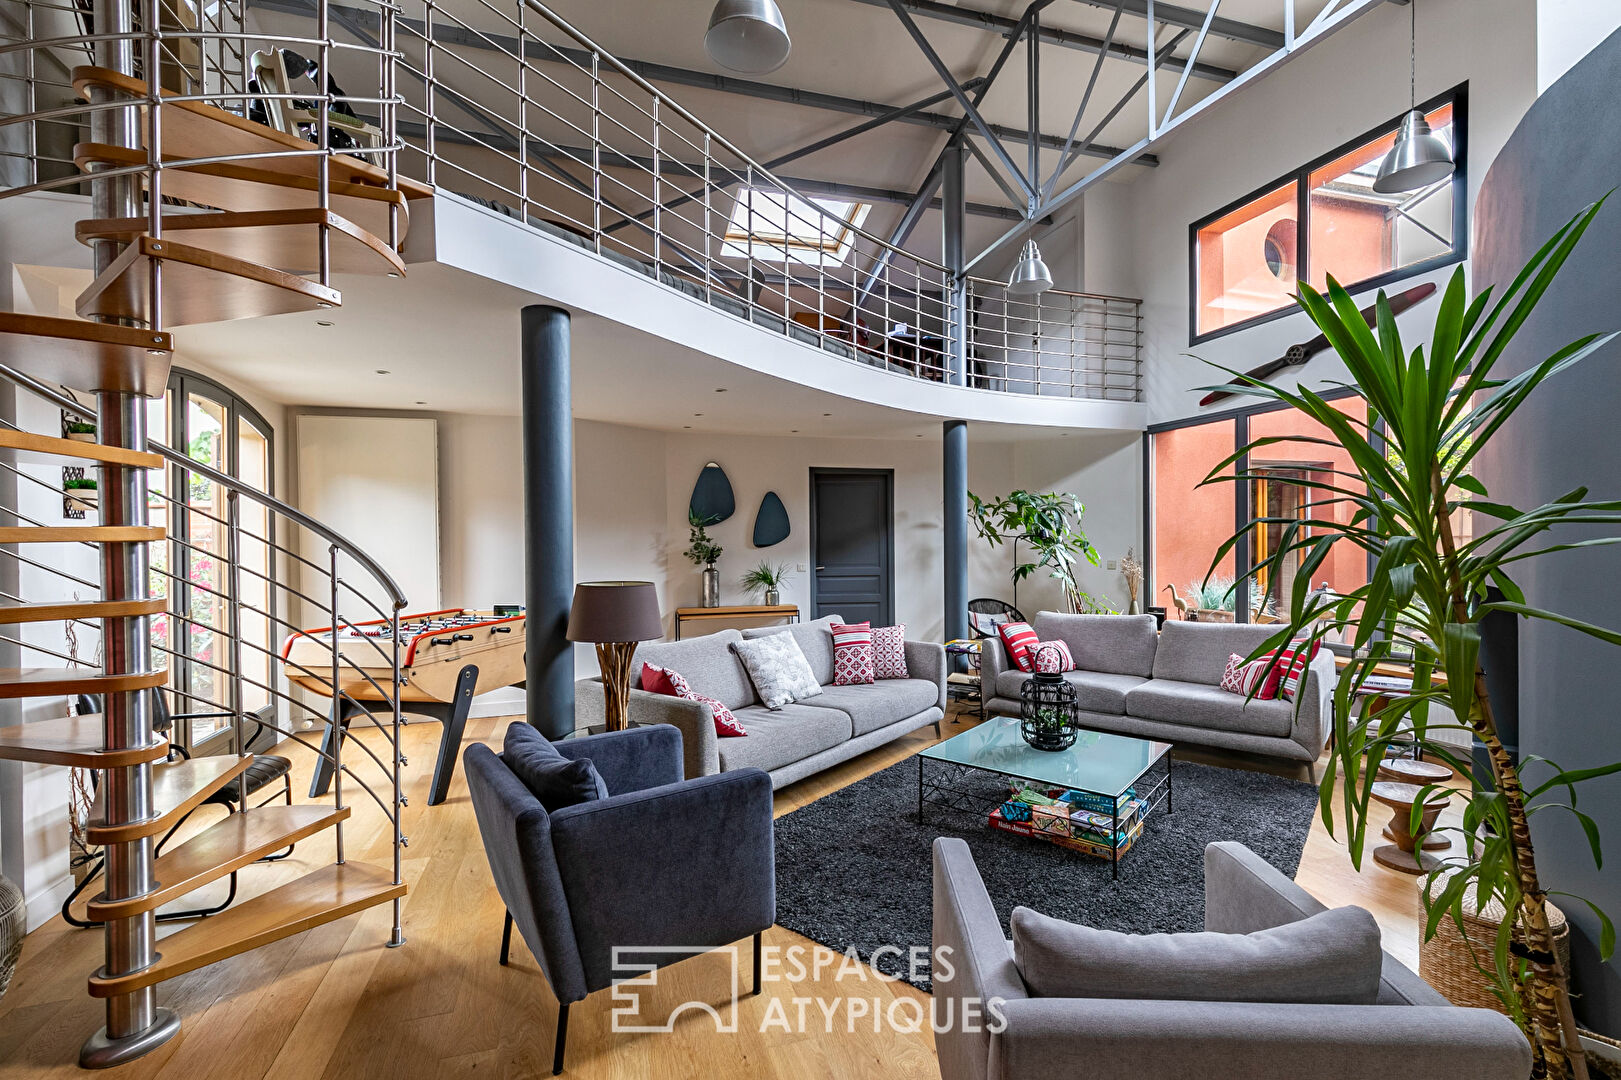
[576,615,946,789]
[933,837,1533,1080]
[982,613,1336,778]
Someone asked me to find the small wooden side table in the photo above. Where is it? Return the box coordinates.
[1377,758,1453,851]
[673,604,800,640]
[1371,781,1452,874]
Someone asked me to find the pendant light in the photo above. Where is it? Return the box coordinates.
[1372,0,1453,194]
[1007,239,1053,296]
[705,0,791,75]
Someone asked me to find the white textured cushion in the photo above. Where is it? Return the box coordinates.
[731,633,823,709]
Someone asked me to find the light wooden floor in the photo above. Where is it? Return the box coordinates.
[0,703,1451,1078]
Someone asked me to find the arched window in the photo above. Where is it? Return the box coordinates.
[147,370,276,754]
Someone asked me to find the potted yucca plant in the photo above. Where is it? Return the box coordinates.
[1201,199,1621,1080]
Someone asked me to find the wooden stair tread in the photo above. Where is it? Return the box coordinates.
[87,861,405,997]
[0,598,166,624]
[76,235,341,327]
[0,712,167,767]
[0,429,163,469]
[0,312,171,397]
[72,68,433,199]
[87,754,252,844]
[87,804,350,921]
[0,667,168,700]
[0,525,164,543]
[77,209,405,278]
[75,143,412,242]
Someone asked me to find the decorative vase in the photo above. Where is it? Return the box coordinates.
[0,872,23,999]
[702,567,720,608]
[1127,596,1139,615]
[764,588,780,606]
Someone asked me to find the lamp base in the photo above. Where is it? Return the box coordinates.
[596,641,638,732]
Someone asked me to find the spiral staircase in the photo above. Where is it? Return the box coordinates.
[0,0,430,1066]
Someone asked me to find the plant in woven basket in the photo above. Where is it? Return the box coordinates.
[1199,199,1621,1080]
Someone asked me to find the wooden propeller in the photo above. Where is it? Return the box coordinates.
[1198,281,1438,407]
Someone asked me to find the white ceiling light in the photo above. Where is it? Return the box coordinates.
[705,0,791,74]
[1007,239,1053,296]
[1373,0,1453,194]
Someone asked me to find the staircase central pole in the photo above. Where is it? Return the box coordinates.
[78,0,179,1066]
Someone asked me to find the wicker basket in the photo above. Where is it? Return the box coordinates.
[1420,875,1569,1014]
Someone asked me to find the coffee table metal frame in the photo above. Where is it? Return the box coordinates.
[917,724,1174,880]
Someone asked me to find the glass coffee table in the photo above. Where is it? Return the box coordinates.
[918,717,1174,879]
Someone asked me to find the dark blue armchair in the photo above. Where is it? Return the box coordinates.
[464,724,775,1075]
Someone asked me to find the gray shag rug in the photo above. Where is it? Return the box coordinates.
[773,753,1320,991]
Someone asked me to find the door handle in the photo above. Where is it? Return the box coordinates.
[815,566,825,571]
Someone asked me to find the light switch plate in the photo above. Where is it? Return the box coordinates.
[1105,559,1117,571]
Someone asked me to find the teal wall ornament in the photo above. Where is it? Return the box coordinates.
[752,491,790,547]
[689,461,735,524]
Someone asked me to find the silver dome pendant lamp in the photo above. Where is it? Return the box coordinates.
[705,0,792,74]
[1372,0,1454,194]
[1007,238,1053,296]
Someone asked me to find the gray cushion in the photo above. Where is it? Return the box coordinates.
[633,630,756,711]
[502,722,608,810]
[802,678,940,736]
[1125,678,1296,737]
[741,614,842,685]
[1030,612,1159,677]
[1011,904,1384,1005]
[993,669,1147,714]
[716,703,852,773]
[1152,621,1285,685]
[730,633,823,709]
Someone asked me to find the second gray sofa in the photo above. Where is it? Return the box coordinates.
[576,614,946,789]
[982,613,1336,778]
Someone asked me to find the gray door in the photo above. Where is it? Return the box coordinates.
[809,469,893,625]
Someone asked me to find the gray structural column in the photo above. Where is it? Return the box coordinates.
[941,137,968,387]
[943,420,968,646]
[521,305,575,739]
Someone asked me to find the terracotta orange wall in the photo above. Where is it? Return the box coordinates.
[1151,420,1236,603]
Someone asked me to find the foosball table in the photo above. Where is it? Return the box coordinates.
[281,608,526,806]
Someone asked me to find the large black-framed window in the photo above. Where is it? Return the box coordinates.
[1189,84,1468,345]
[1143,387,1375,648]
[148,369,277,753]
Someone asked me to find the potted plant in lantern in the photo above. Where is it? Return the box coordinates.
[64,476,97,509]
[684,510,724,608]
[65,420,96,443]
[1200,199,1621,1080]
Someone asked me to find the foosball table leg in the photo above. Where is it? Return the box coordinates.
[309,697,363,799]
[427,664,480,807]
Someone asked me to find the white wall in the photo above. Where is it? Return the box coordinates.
[1084,0,1537,426]
[1538,0,1621,93]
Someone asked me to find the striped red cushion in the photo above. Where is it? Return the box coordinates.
[1250,638,1321,701]
[639,662,746,736]
[1218,653,1274,698]
[998,621,1041,672]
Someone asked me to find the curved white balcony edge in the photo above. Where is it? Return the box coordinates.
[416,194,1147,432]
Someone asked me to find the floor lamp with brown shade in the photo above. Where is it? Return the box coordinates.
[566,581,664,731]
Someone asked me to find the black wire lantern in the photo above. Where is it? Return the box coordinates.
[1020,672,1078,751]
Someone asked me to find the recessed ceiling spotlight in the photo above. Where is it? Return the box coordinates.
[694,412,704,417]
[415,400,427,405]
[375,369,390,375]
[387,272,401,279]
[316,320,334,327]
[684,425,692,429]
[715,388,728,393]
[823,412,832,417]
[790,429,798,433]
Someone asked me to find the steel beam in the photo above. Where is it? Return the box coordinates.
[965,0,1393,274]
[1063,0,1283,48]
[885,0,1035,200]
[247,0,1146,162]
[520,305,574,742]
[840,0,1238,80]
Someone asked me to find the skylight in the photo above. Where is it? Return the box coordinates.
[722,188,871,267]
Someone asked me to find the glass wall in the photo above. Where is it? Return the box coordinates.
[1149,394,1370,639]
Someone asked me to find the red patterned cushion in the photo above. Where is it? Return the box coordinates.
[998,621,1040,672]
[1218,653,1275,698]
[639,662,746,736]
[1272,638,1321,700]
[872,624,909,679]
[1033,640,1075,674]
[831,622,875,686]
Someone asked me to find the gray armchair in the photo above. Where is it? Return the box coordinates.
[932,837,1533,1080]
[465,725,775,1074]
